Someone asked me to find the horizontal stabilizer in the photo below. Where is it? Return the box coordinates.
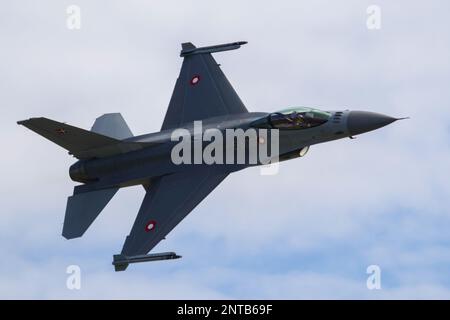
[63,187,119,239]
[112,252,181,272]
[18,117,145,159]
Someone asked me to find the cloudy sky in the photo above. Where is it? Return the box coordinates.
[1,0,450,299]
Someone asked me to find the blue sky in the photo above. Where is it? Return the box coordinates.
[1,0,450,299]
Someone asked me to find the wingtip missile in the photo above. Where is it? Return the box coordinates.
[112,252,181,272]
[180,41,248,57]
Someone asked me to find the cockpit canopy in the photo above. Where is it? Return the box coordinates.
[251,107,331,130]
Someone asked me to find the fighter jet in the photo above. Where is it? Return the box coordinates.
[18,41,404,271]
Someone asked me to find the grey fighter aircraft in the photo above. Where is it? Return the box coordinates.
[18,41,404,271]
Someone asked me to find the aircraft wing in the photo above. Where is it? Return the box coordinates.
[118,167,228,267]
[161,41,248,130]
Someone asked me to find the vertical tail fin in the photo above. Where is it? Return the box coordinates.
[91,113,133,140]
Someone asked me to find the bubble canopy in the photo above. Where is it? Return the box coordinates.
[251,107,332,130]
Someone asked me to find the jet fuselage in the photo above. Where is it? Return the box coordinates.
[69,109,397,192]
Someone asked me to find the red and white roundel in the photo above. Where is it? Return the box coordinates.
[145,220,157,232]
[190,75,200,85]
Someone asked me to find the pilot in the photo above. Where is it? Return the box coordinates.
[288,111,305,127]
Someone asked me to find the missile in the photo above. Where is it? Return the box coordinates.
[180,41,247,57]
[112,252,181,271]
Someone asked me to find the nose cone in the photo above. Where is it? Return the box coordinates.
[347,111,397,136]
